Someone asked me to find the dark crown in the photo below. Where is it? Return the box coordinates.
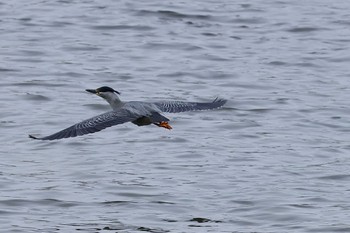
[97,86,120,94]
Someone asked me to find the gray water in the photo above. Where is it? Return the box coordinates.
[1,0,350,232]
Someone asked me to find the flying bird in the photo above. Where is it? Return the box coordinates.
[29,86,226,140]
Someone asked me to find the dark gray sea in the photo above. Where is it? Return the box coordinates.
[1,0,350,232]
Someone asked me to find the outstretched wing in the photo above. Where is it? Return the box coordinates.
[153,98,227,113]
[29,109,138,140]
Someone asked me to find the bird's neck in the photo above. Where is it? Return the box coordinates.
[104,93,123,110]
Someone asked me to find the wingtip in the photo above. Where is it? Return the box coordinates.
[213,97,226,101]
[29,134,39,140]
[213,97,227,106]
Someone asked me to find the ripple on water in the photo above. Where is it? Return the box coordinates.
[89,25,155,31]
[317,174,350,181]
[60,45,102,52]
[136,9,212,20]
[22,93,51,101]
[0,68,21,72]
[286,26,327,33]
[0,198,80,208]
[12,81,68,87]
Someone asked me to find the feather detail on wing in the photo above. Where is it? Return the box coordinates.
[29,109,138,140]
[153,98,227,113]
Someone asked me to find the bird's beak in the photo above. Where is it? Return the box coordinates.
[86,89,100,95]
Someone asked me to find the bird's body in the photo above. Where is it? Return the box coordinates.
[29,86,226,140]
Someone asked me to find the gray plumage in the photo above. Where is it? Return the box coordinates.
[153,98,227,113]
[29,86,226,140]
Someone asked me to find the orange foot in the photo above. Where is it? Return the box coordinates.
[155,121,172,130]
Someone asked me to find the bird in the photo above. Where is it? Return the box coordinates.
[29,86,227,140]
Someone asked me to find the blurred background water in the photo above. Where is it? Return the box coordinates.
[1,0,350,232]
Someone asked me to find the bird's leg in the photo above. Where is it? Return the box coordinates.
[154,121,172,130]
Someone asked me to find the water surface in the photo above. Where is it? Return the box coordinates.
[1,0,350,232]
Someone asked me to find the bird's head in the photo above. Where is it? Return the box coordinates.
[86,86,121,99]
